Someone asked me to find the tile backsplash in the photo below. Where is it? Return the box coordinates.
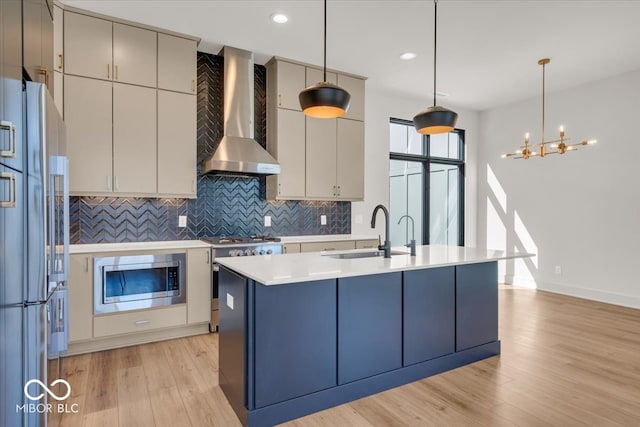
[69,52,351,244]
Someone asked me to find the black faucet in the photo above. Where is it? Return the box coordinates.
[397,215,417,256]
[371,204,391,258]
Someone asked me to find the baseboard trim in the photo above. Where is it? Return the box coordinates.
[537,281,640,309]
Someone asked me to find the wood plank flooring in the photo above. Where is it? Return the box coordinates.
[51,286,640,426]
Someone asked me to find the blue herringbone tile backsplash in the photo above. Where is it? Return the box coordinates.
[70,52,351,244]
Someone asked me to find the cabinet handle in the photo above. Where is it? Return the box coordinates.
[206,251,210,264]
[278,94,282,106]
[115,65,119,81]
[192,180,196,193]
[337,185,341,196]
[0,172,17,208]
[107,176,112,191]
[278,183,281,195]
[107,64,110,79]
[284,246,287,254]
[191,79,196,92]
[134,320,151,325]
[38,68,50,87]
[332,185,336,196]
[57,54,63,70]
[85,257,89,273]
[0,120,17,158]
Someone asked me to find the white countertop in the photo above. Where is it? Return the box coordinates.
[279,234,379,244]
[215,245,533,285]
[70,240,211,254]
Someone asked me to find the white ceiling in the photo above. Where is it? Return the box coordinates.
[60,0,640,111]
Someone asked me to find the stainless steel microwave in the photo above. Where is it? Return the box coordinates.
[94,253,186,314]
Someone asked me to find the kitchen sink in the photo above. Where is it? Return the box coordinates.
[324,250,408,259]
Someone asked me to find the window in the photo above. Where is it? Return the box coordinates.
[389,118,465,247]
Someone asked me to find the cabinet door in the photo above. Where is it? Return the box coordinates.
[23,0,52,86]
[53,5,63,72]
[113,83,156,194]
[456,262,498,351]
[254,279,337,408]
[113,23,157,87]
[276,61,305,111]
[336,119,364,200]
[64,75,113,194]
[53,69,63,114]
[337,74,365,121]
[403,268,454,366]
[186,249,211,325]
[274,109,305,198]
[158,91,196,197]
[0,0,24,172]
[64,11,112,80]
[158,34,197,94]
[305,117,337,198]
[68,255,93,342]
[306,67,337,85]
[338,273,402,384]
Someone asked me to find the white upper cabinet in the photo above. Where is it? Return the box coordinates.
[158,34,197,94]
[275,60,306,111]
[53,5,63,73]
[337,74,365,121]
[113,23,157,87]
[306,67,337,86]
[64,11,112,80]
[336,119,365,200]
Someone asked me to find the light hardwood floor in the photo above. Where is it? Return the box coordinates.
[51,286,640,427]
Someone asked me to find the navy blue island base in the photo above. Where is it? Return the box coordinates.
[218,262,499,427]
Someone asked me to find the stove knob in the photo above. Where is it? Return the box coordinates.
[237,250,245,257]
[229,250,237,257]
[251,249,258,256]
[244,249,252,256]
[266,249,273,255]
[259,250,265,255]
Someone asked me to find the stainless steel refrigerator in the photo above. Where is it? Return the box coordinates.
[0,81,69,426]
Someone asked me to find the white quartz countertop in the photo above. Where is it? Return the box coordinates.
[279,234,379,244]
[215,245,533,285]
[70,240,211,254]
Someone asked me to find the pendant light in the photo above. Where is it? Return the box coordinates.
[413,0,458,135]
[299,0,351,118]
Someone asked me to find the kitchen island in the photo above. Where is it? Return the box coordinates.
[216,245,531,427]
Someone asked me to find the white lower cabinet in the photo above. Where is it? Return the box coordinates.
[68,254,93,343]
[186,248,211,324]
[94,305,187,338]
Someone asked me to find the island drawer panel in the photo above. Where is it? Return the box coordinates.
[455,262,498,351]
[337,272,402,384]
[403,267,455,366]
[254,279,337,408]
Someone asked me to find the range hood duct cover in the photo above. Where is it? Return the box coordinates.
[201,46,280,176]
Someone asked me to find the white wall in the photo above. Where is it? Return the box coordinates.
[352,86,479,249]
[477,69,640,309]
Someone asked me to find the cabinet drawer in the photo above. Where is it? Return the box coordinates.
[300,241,355,253]
[355,239,379,249]
[94,305,186,338]
[283,243,301,254]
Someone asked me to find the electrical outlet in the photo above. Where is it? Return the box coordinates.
[178,215,187,228]
[321,215,327,225]
[555,265,562,275]
[355,214,363,224]
[264,216,272,227]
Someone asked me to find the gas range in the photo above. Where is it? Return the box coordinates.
[201,235,283,257]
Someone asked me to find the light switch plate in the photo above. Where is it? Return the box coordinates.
[264,216,272,227]
[321,215,327,225]
[226,293,234,310]
[178,215,187,228]
[555,265,562,275]
[355,214,363,224]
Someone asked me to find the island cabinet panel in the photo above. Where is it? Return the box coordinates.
[218,267,248,420]
[338,273,402,384]
[455,262,498,351]
[403,267,455,366]
[254,279,337,408]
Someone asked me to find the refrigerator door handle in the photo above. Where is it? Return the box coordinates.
[48,156,70,283]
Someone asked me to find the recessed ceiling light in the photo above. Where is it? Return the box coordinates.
[400,52,417,60]
[270,13,288,24]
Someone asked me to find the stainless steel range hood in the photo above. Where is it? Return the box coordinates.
[201,46,280,176]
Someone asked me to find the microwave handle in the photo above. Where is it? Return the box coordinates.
[48,156,70,282]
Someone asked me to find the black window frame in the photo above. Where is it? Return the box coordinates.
[389,117,465,246]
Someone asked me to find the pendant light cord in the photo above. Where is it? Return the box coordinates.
[433,0,438,107]
[541,61,546,143]
[323,0,327,82]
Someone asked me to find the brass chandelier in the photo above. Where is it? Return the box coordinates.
[502,58,597,160]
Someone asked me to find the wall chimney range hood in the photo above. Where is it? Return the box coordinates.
[201,46,280,176]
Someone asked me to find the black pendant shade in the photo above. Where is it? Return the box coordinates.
[299,0,351,119]
[413,0,458,135]
[413,105,458,135]
[299,81,351,118]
